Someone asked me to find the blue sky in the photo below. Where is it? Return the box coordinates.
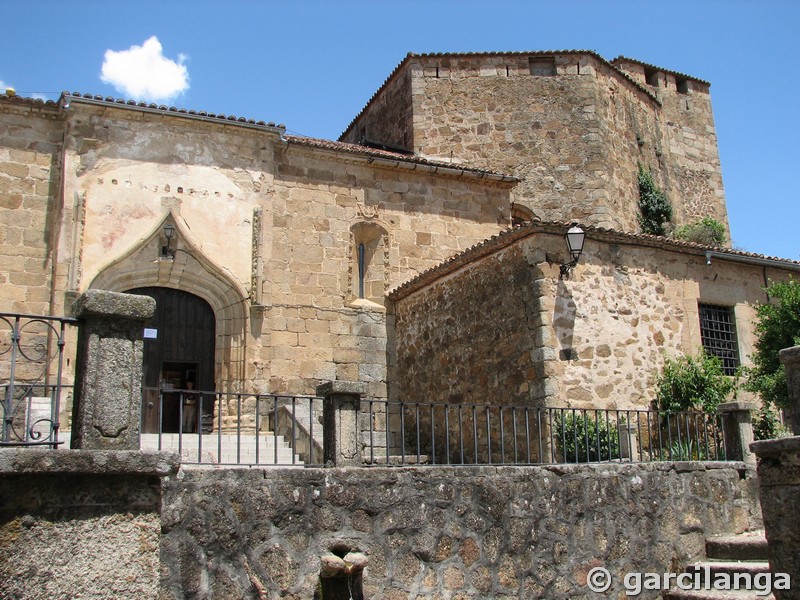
[3,0,798,260]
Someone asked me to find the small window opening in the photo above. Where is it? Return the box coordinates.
[529,57,556,76]
[644,67,659,87]
[350,221,388,304]
[698,303,740,376]
[358,243,366,298]
[676,77,689,94]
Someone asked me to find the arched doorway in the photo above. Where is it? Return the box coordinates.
[129,287,216,433]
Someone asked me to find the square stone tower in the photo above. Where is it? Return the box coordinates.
[341,51,728,237]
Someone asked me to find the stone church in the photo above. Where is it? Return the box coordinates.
[2,50,798,435]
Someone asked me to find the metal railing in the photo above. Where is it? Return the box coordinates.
[363,399,731,466]
[1,313,76,448]
[140,387,324,466]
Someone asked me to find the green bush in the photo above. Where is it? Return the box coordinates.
[673,216,727,246]
[667,438,708,461]
[752,404,791,441]
[745,279,800,409]
[655,352,736,413]
[638,164,673,236]
[555,411,620,463]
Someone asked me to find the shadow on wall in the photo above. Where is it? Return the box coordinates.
[554,279,577,360]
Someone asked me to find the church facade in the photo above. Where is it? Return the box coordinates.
[1,50,798,435]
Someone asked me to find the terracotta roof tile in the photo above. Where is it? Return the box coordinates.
[611,55,711,86]
[0,93,60,110]
[60,91,286,131]
[388,221,800,301]
[284,134,518,181]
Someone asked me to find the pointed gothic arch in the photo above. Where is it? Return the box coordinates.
[87,215,249,389]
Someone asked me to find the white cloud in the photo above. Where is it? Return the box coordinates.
[100,36,189,102]
[0,79,11,92]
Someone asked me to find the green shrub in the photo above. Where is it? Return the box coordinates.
[655,352,736,413]
[667,438,708,461]
[745,279,800,409]
[638,164,673,236]
[673,216,727,246]
[555,411,620,463]
[752,404,791,441]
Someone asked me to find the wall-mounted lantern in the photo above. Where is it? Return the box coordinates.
[559,224,585,279]
[161,224,176,259]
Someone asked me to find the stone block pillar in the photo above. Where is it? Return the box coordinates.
[619,423,639,461]
[717,401,757,466]
[779,346,800,435]
[317,381,366,467]
[750,436,800,599]
[70,290,156,450]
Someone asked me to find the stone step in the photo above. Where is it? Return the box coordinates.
[706,532,768,562]
[139,433,303,465]
[664,588,774,599]
[686,561,771,580]
[665,530,774,600]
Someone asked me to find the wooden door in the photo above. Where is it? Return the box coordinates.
[128,287,216,433]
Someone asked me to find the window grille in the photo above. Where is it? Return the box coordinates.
[698,303,740,376]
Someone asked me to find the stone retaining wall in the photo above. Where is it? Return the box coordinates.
[160,462,759,599]
[0,449,179,600]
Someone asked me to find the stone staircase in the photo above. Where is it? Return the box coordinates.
[665,530,773,599]
[57,430,303,466]
[140,432,303,466]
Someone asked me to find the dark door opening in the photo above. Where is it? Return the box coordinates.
[128,287,216,433]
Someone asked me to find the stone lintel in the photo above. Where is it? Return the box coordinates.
[71,289,156,320]
[750,435,800,461]
[717,401,758,414]
[0,448,180,476]
[316,381,368,398]
[779,345,800,366]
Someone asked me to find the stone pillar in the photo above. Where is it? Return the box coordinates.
[70,290,156,450]
[317,381,366,467]
[779,346,800,435]
[619,423,639,462]
[717,401,757,466]
[750,436,800,599]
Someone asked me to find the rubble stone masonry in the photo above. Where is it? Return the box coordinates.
[158,463,759,599]
[342,52,728,236]
[392,224,788,410]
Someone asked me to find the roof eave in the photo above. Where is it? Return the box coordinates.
[61,93,287,136]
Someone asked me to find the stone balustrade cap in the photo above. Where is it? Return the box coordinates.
[72,289,156,320]
[717,401,759,413]
[0,448,180,476]
[779,345,800,364]
[316,380,368,397]
[750,435,800,458]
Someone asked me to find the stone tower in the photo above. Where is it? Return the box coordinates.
[341,51,728,237]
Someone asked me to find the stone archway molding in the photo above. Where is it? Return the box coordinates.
[87,211,249,388]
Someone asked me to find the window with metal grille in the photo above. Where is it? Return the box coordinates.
[698,303,740,376]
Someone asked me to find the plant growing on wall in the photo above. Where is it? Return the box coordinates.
[751,403,790,441]
[745,279,800,410]
[673,216,727,246]
[555,412,620,463]
[655,352,736,414]
[638,164,673,236]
